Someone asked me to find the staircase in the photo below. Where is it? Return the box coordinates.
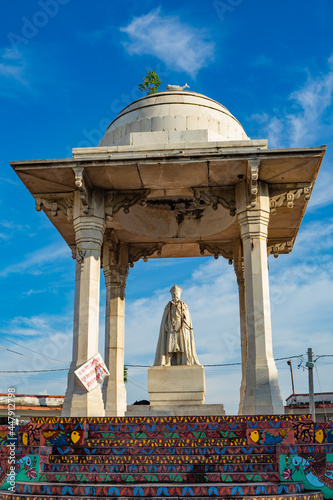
[1,413,329,500]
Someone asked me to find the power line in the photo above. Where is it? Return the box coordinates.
[125,356,305,368]
[0,335,67,364]
[0,369,68,373]
[0,354,331,374]
[0,345,69,364]
[275,355,303,361]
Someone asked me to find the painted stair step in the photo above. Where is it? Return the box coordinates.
[0,492,324,500]
[0,445,51,455]
[39,471,280,483]
[42,461,279,473]
[278,443,333,454]
[86,430,247,440]
[85,423,249,432]
[30,414,311,425]
[37,418,301,434]
[50,444,279,456]
[47,453,277,464]
[86,421,301,432]
[84,437,248,447]
[14,481,305,496]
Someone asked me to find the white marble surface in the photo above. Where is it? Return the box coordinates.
[148,365,205,406]
[236,181,284,415]
[99,91,249,147]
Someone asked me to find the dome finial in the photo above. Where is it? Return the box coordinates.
[166,83,190,91]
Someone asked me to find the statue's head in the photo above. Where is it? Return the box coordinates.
[170,284,182,301]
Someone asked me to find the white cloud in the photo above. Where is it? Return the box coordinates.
[0,313,72,396]
[0,47,27,85]
[308,167,333,210]
[252,55,333,148]
[1,313,70,339]
[0,242,69,277]
[120,8,215,77]
[23,288,45,297]
[0,220,29,241]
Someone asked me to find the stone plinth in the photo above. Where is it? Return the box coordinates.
[148,365,205,406]
[126,403,225,416]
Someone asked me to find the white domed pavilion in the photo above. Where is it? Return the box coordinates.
[10,87,326,418]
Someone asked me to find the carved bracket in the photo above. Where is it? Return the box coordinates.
[35,195,73,222]
[199,241,233,263]
[270,183,312,214]
[71,246,86,264]
[105,189,150,219]
[73,166,92,214]
[267,240,294,258]
[69,245,76,260]
[128,242,164,268]
[192,187,236,216]
[247,159,260,208]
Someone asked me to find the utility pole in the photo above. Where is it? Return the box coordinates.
[306,348,315,421]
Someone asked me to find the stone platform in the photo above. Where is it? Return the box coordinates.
[126,403,225,416]
[0,414,332,499]
[148,365,205,406]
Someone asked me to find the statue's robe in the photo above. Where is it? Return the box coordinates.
[154,300,200,366]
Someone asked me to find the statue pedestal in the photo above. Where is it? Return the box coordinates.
[148,365,205,406]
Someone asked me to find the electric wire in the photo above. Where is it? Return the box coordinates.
[0,335,67,364]
[0,353,331,374]
[314,364,328,421]
[0,369,68,373]
[0,345,69,364]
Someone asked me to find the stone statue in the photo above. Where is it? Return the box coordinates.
[154,285,201,366]
[166,83,190,91]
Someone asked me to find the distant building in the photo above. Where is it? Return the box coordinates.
[285,392,333,422]
[0,394,63,424]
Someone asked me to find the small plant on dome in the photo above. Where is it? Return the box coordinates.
[139,70,161,95]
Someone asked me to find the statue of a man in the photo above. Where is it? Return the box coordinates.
[154,285,201,366]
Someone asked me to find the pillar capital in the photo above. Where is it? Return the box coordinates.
[104,264,129,290]
[73,216,106,247]
[72,189,106,249]
[236,181,270,241]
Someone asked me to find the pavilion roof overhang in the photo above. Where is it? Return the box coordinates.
[10,141,326,262]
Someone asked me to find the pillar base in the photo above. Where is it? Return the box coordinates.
[104,383,127,417]
[241,358,284,415]
[62,385,105,417]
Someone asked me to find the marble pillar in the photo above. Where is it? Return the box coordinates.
[236,181,284,415]
[233,239,247,415]
[102,241,128,416]
[62,190,106,417]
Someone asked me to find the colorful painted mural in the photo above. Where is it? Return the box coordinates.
[0,414,331,499]
[0,453,39,491]
[280,452,333,499]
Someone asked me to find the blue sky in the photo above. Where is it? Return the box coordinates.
[0,0,332,414]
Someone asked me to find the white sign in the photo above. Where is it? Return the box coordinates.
[74,353,109,392]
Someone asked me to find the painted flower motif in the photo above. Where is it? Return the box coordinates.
[282,468,293,480]
[26,467,37,480]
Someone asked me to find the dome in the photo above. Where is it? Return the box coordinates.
[99,91,249,147]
